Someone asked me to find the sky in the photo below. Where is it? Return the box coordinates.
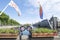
[0,0,60,24]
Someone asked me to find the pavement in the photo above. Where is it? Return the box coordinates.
[54,32,60,40]
[16,35,20,40]
[16,34,60,40]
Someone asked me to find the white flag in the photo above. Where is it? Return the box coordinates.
[9,0,21,16]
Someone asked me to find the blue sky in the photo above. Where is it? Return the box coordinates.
[0,0,60,24]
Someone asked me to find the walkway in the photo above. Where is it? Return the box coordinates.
[16,35,60,40]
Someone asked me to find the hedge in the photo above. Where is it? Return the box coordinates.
[0,28,19,34]
[32,28,57,33]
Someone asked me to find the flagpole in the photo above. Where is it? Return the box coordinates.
[38,2,53,30]
[0,1,10,15]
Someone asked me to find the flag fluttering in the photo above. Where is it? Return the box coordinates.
[9,0,21,16]
[39,5,43,19]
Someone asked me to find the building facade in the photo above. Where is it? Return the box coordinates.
[49,16,58,30]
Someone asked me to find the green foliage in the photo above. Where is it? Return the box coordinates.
[0,11,20,25]
[8,19,20,25]
[23,24,31,27]
[0,12,9,25]
[0,28,19,34]
[32,28,57,33]
[0,29,6,33]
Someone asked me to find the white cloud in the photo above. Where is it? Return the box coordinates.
[25,8,39,15]
[19,0,60,24]
[28,0,60,19]
[19,19,41,24]
[28,0,47,7]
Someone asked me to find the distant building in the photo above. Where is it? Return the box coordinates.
[49,16,58,30]
[57,20,60,32]
[33,16,60,30]
[58,21,60,28]
[40,19,51,28]
[33,19,51,29]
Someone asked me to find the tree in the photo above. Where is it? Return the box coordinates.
[0,12,9,25]
[0,11,20,26]
[23,24,31,27]
[8,19,20,25]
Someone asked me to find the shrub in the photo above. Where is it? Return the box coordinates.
[0,28,19,34]
[32,28,57,33]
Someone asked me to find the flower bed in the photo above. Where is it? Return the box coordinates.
[32,28,57,37]
[0,28,19,38]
